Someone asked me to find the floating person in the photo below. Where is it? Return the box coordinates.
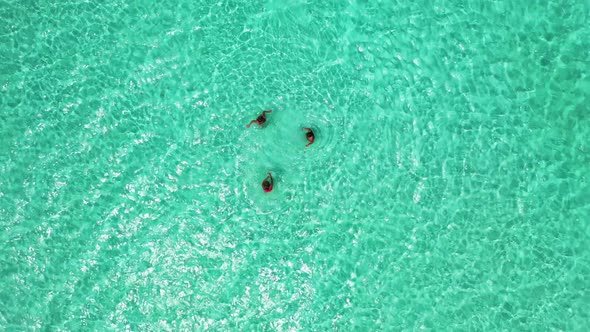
[262,172,274,193]
[246,110,273,128]
[302,127,315,147]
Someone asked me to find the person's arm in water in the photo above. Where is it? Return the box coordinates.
[246,119,257,128]
[266,172,273,184]
[263,110,273,116]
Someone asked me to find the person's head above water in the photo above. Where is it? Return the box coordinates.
[302,127,315,147]
[247,110,273,128]
[262,172,273,192]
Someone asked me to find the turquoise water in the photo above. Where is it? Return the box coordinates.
[1,0,589,330]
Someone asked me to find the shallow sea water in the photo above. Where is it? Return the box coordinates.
[1,0,589,330]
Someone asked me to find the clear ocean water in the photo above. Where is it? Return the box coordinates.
[1,0,589,330]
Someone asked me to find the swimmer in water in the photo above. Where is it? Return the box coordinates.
[302,127,315,147]
[246,110,273,128]
[262,172,273,193]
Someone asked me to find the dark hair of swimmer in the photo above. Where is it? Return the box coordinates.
[302,127,315,147]
[262,172,273,192]
[246,110,273,128]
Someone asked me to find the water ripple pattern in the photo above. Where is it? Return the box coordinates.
[1,0,589,331]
